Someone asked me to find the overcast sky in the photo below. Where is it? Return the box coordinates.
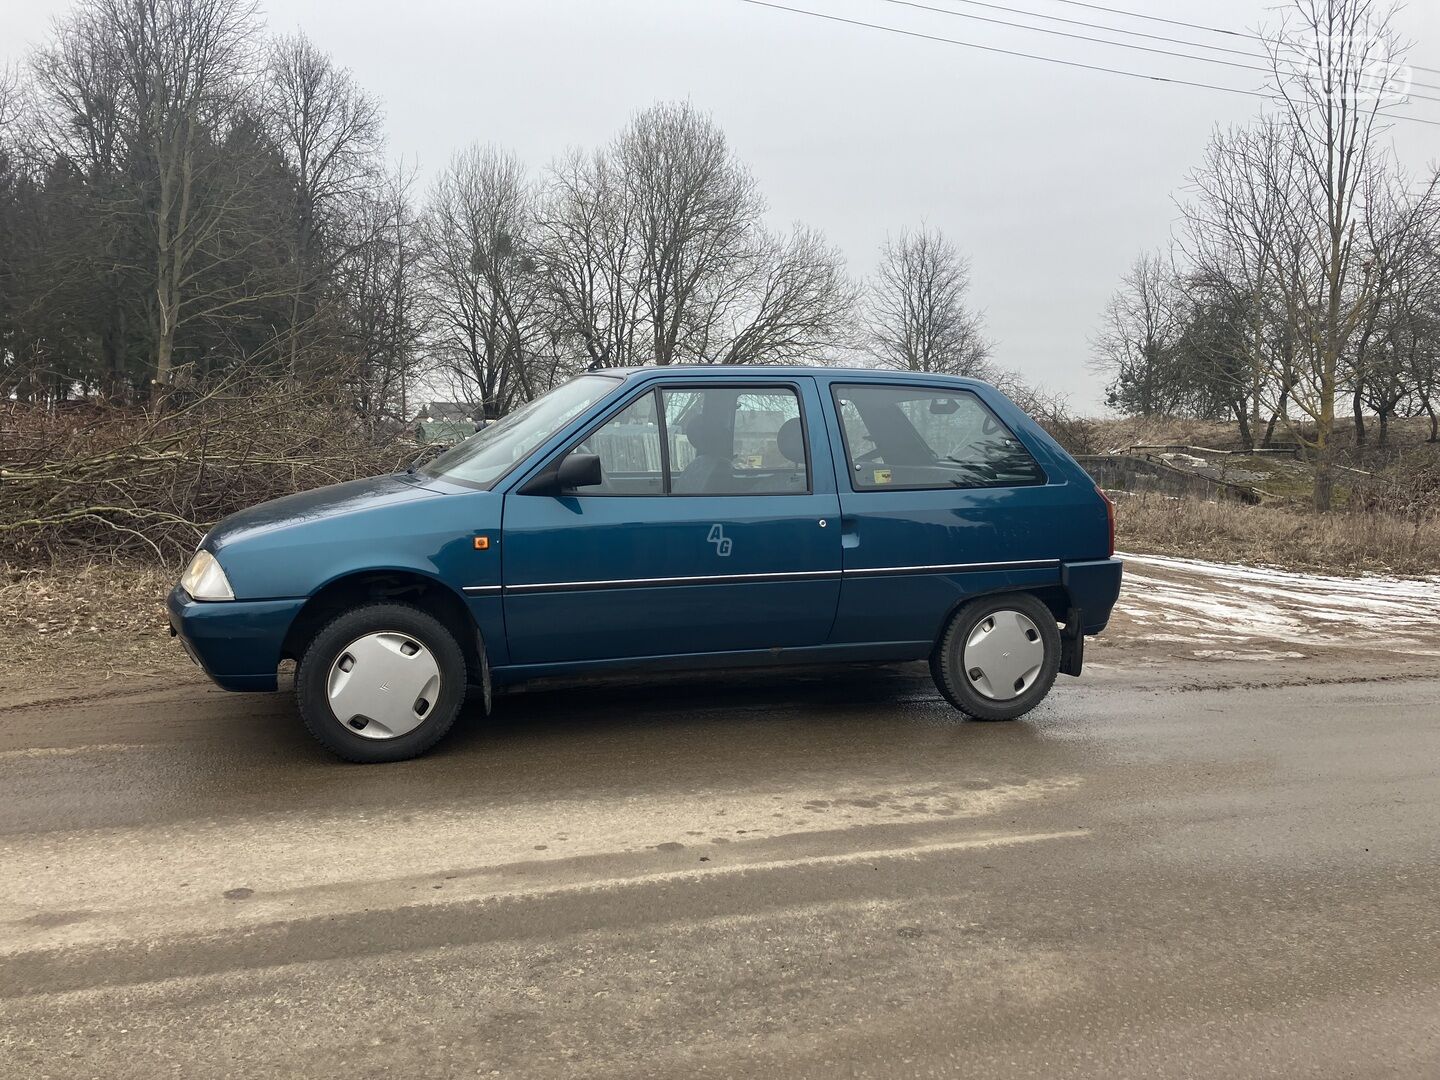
[7,0,1440,410]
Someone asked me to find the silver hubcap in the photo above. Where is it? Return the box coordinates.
[326,632,442,740]
[962,610,1045,701]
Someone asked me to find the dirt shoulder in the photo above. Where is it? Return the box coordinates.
[1087,551,1440,692]
[1,562,191,697]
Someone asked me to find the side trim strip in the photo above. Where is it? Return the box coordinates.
[462,585,504,595]
[505,569,843,594]
[844,559,1059,577]
[492,560,1059,595]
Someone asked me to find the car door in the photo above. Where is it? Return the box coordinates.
[822,380,1072,646]
[501,378,842,665]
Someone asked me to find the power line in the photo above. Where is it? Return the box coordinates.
[1037,0,1440,78]
[732,0,1440,128]
[869,0,1440,102]
[881,0,1440,95]
[909,0,1276,60]
[737,0,1265,97]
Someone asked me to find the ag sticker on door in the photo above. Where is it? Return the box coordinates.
[873,469,892,484]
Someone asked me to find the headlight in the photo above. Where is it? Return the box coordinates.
[180,549,235,601]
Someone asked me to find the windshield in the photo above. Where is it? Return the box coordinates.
[420,376,620,487]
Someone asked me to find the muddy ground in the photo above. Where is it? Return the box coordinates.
[2,555,1438,1078]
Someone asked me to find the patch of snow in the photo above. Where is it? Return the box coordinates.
[1114,552,1440,653]
[1191,649,1306,661]
[1159,452,1211,469]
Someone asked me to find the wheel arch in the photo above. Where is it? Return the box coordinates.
[929,584,1071,658]
[282,569,486,691]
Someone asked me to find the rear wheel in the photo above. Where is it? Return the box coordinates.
[296,602,467,762]
[930,593,1060,721]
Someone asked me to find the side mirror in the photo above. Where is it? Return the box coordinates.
[555,452,603,491]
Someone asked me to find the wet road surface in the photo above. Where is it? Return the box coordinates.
[2,658,1438,1078]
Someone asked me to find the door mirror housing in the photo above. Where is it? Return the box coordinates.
[518,451,603,495]
[557,452,603,490]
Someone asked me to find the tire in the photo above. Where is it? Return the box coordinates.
[930,592,1061,721]
[296,602,468,763]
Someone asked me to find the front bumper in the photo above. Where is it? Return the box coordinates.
[167,585,306,692]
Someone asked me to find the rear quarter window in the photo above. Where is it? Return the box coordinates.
[832,384,1046,491]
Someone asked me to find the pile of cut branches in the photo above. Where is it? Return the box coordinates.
[1,377,417,564]
[1352,451,1440,523]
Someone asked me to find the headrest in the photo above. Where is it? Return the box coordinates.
[685,412,731,456]
[776,418,805,464]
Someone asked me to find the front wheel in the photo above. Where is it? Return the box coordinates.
[930,593,1060,721]
[296,602,468,762]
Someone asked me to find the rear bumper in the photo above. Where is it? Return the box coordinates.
[1061,557,1124,635]
[167,585,305,692]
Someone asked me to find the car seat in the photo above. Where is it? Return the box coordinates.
[673,412,734,493]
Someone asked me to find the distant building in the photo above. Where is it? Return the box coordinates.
[412,402,486,445]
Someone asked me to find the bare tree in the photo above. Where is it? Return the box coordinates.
[1181,120,1300,441]
[868,226,991,378]
[1091,250,1188,416]
[27,17,139,395]
[1258,0,1410,507]
[83,0,265,396]
[264,33,383,371]
[1346,168,1440,449]
[338,163,421,428]
[619,101,763,365]
[5,0,412,409]
[535,147,645,368]
[1409,279,1440,443]
[704,225,856,365]
[419,144,552,416]
[1170,0,1416,500]
[0,62,22,141]
[539,102,853,369]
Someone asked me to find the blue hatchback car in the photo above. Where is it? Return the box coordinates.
[169,367,1122,762]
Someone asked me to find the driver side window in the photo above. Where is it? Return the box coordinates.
[567,384,812,496]
[571,391,664,495]
[662,387,809,495]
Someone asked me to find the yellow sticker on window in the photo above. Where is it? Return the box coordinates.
[873,469,892,484]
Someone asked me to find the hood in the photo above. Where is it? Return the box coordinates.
[207,473,442,552]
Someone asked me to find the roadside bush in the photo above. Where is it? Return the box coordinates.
[0,377,416,565]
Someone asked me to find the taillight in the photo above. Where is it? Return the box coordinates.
[1095,484,1115,558]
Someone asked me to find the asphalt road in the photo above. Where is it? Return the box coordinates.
[2,656,1439,1079]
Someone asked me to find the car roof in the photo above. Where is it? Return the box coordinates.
[594,365,994,391]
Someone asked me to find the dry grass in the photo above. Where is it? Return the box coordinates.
[0,560,189,691]
[1116,492,1440,577]
[1078,416,1249,454]
[1076,414,1439,459]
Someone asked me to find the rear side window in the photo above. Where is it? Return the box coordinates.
[833,384,1045,491]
